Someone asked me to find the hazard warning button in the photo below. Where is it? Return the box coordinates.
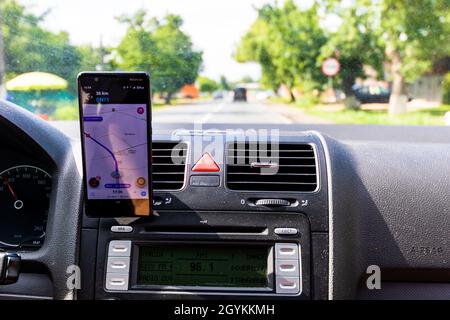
[192,153,220,172]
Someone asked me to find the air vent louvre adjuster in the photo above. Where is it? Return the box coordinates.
[226,142,317,192]
[152,142,188,190]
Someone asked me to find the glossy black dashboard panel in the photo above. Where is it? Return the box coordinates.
[81,129,329,300]
[2,102,450,300]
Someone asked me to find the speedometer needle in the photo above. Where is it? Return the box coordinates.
[3,176,18,200]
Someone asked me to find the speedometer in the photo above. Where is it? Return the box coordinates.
[0,165,52,249]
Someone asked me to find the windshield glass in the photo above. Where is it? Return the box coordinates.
[1,0,449,125]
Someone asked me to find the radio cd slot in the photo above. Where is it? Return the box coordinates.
[143,225,268,235]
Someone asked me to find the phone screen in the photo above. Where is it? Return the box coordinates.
[78,72,152,217]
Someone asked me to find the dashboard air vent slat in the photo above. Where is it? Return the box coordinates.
[152,142,188,190]
[226,142,318,192]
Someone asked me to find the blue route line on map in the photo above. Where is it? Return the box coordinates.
[84,132,119,176]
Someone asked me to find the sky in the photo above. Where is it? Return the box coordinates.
[17,0,279,81]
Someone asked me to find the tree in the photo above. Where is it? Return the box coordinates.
[197,76,219,93]
[77,44,113,72]
[219,75,230,90]
[320,0,384,109]
[380,0,450,114]
[116,11,203,104]
[0,0,91,93]
[236,0,327,102]
[443,73,450,104]
[240,75,254,83]
[236,17,282,93]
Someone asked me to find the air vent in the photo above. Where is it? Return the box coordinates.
[152,142,188,190]
[226,142,317,192]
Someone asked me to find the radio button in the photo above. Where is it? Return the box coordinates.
[111,226,133,233]
[274,228,298,236]
[275,243,299,260]
[107,257,130,274]
[276,260,300,277]
[108,240,132,257]
[276,276,300,294]
[105,273,129,291]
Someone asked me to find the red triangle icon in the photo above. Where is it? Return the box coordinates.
[192,153,220,172]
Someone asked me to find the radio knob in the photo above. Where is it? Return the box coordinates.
[255,199,291,207]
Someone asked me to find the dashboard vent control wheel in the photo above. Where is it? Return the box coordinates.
[255,199,291,207]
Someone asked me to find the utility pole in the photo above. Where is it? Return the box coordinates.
[97,35,108,71]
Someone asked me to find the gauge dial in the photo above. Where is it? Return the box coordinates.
[0,165,52,248]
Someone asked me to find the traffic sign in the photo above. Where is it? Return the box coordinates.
[321,58,340,77]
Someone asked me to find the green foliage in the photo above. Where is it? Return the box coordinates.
[116,11,203,102]
[443,73,450,104]
[296,93,320,109]
[0,2,202,107]
[240,75,254,83]
[323,0,450,84]
[77,44,112,73]
[7,90,75,114]
[236,0,327,100]
[219,75,231,90]
[320,0,384,96]
[197,76,219,93]
[237,0,450,109]
[51,104,79,121]
[1,0,106,93]
[380,0,450,82]
[322,0,450,113]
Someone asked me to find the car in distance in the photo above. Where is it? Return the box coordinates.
[233,87,247,102]
[352,85,391,104]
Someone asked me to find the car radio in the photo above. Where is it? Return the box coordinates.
[95,211,310,299]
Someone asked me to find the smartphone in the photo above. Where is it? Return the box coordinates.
[78,72,152,217]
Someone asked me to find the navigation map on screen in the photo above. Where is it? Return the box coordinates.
[82,103,149,200]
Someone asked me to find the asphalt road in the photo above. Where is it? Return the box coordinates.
[50,100,328,140]
[153,100,293,124]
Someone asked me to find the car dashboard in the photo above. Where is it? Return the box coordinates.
[1,101,450,300]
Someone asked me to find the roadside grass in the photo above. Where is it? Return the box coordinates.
[269,94,319,108]
[50,99,78,120]
[268,96,292,104]
[301,104,450,126]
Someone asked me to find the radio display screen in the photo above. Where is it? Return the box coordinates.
[137,245,271,288]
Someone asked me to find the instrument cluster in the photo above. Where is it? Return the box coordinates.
[0,150,53,250]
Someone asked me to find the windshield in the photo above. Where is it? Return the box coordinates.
[1,0,449,125]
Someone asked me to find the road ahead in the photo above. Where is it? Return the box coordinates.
[152,100,330,124]
[50,100,328,140]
